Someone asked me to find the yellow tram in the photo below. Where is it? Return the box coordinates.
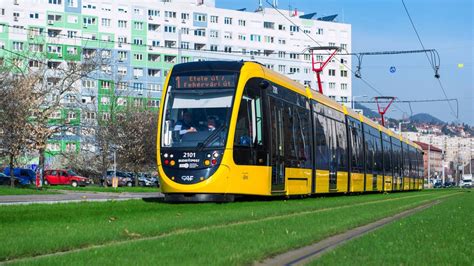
[157,61,423,202]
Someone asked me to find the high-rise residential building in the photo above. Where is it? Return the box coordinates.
[0,0,352,155]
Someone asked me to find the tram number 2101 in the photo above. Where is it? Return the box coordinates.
[183,152,196,158]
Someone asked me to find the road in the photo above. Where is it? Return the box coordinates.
[0,190,164,205]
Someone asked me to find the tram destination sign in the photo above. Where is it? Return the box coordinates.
[174,74,236,89]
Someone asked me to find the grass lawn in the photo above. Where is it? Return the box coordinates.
[47,185,160,193]
[0,186,60,196]
[0,190,461,265]
[311,189,473,265]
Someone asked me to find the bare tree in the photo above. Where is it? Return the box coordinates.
[0,58,39,186]
[115,103,158,186]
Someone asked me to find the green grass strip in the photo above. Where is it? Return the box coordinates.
[310,190,473,266]
[2,190,459,265]
[0,186,60,196]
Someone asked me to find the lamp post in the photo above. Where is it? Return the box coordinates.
[351,95,367,110]
[398,121,409,134]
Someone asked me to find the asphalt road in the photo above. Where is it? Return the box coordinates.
[0,190,164,205]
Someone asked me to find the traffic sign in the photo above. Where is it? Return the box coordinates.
[389,66,396,73]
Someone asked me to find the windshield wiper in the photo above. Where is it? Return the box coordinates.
[197,125,227,151]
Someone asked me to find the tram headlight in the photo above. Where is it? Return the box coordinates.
[170,160,176,166]
[212,152,219,158]
[164,153,168,158]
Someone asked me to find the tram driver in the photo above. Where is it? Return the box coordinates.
[174,110,197,135]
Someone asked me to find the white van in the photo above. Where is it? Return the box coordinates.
[460,174,472,188]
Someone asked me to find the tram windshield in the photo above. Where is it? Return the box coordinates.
[161,72,237,149]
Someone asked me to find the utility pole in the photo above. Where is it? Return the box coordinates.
[428,137,431,187]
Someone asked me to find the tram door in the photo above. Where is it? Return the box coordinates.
[269,97,285,192]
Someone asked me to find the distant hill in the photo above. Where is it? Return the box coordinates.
[353,102,379,118]
[409,113,444,124]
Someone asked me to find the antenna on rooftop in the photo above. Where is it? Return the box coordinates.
[256,0,263,12]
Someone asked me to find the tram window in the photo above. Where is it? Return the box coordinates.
[364,133,374,173]
[335,121,348,171]
[383,139,392,176]
[314,113,329,170]
[233,78,266,165]
[349,119,364,173]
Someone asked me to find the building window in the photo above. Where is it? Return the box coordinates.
[118,20,127,28]
[316,28,323,35]
[181,13,189,20]
[149,83,161,91]
[134,53,143,61]
[210,15,218,23]
[101,96,110,105]
[263,21,274,29]
[134,22,144,30]
[194,13,206,22]
[328,82,336,89]
[328,69,336,76]
[164,11,176,18]
[101,81,111,89]
[133,38,143,45]
[164,25,176,33]
[290,25,299,32]
[238,19,246,26]
[49,0,62,4]
[224,17,232,25]
[341,83,348,90]
[148,9,160,17]
[118,51,127,61]
[210,30,218,38]
[133,68,144,77]
[238,34,246,41]
[101,18,111,27]
[224,32,232,39]
[194,29,205,36]
[250,34,261,42]
[341,70,348,77]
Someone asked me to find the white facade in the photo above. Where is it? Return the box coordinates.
[0,0,352,103]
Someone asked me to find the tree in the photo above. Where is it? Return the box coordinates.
[0,43,102,185]
[115,104,158,186]
[0,59,39,186]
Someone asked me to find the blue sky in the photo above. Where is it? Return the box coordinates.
[217,0,473,124]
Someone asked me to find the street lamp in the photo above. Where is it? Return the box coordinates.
[351,95,367,110]
[398,120,409,134]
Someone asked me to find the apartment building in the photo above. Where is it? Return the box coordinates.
[0,0,352,155]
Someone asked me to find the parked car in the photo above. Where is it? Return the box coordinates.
[136,173,160,187]
[0,173,18,185]
[44,169,91,187]
[101,171,134,187]
[443,181,455,188]
[3,168,35,185]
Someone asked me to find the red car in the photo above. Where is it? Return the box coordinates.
[44,169,91,187]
